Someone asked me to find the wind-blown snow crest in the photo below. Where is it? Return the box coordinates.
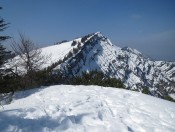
[1,85,175,132]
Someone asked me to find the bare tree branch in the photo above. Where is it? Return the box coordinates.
[11,33,50,86]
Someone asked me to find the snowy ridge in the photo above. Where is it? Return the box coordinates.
[1,85,175,131]
[51,32,175,98]
[7,32,175,98]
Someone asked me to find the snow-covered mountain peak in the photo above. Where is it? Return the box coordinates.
[50,32,175,98]
[94,31,101,35]
[7,32,175,99]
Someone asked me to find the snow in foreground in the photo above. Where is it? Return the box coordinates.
[0,85,175,132]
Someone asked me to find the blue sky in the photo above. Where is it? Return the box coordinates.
[1,0,175,61]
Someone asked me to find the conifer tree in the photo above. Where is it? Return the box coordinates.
[0,7,12,93]
[0,8,10,75]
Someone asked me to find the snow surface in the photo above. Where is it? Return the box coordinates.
[1,85,175,132]
[5,38,82,73]
[41,38,82,68]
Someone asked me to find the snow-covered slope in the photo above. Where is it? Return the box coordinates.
[1,85,175,132]
[51,32,175,97]
[5,38,82,74]
[7,32,175,98]
[40,38,82,68]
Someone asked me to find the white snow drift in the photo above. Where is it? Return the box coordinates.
[1,85,175,132]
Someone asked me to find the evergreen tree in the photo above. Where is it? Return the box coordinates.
[0,7,13,93]
[0,10,10,74]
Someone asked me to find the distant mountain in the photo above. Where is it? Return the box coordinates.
[8,32,175,98]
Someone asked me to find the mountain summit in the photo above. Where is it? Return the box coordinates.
[9,32,175,98]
